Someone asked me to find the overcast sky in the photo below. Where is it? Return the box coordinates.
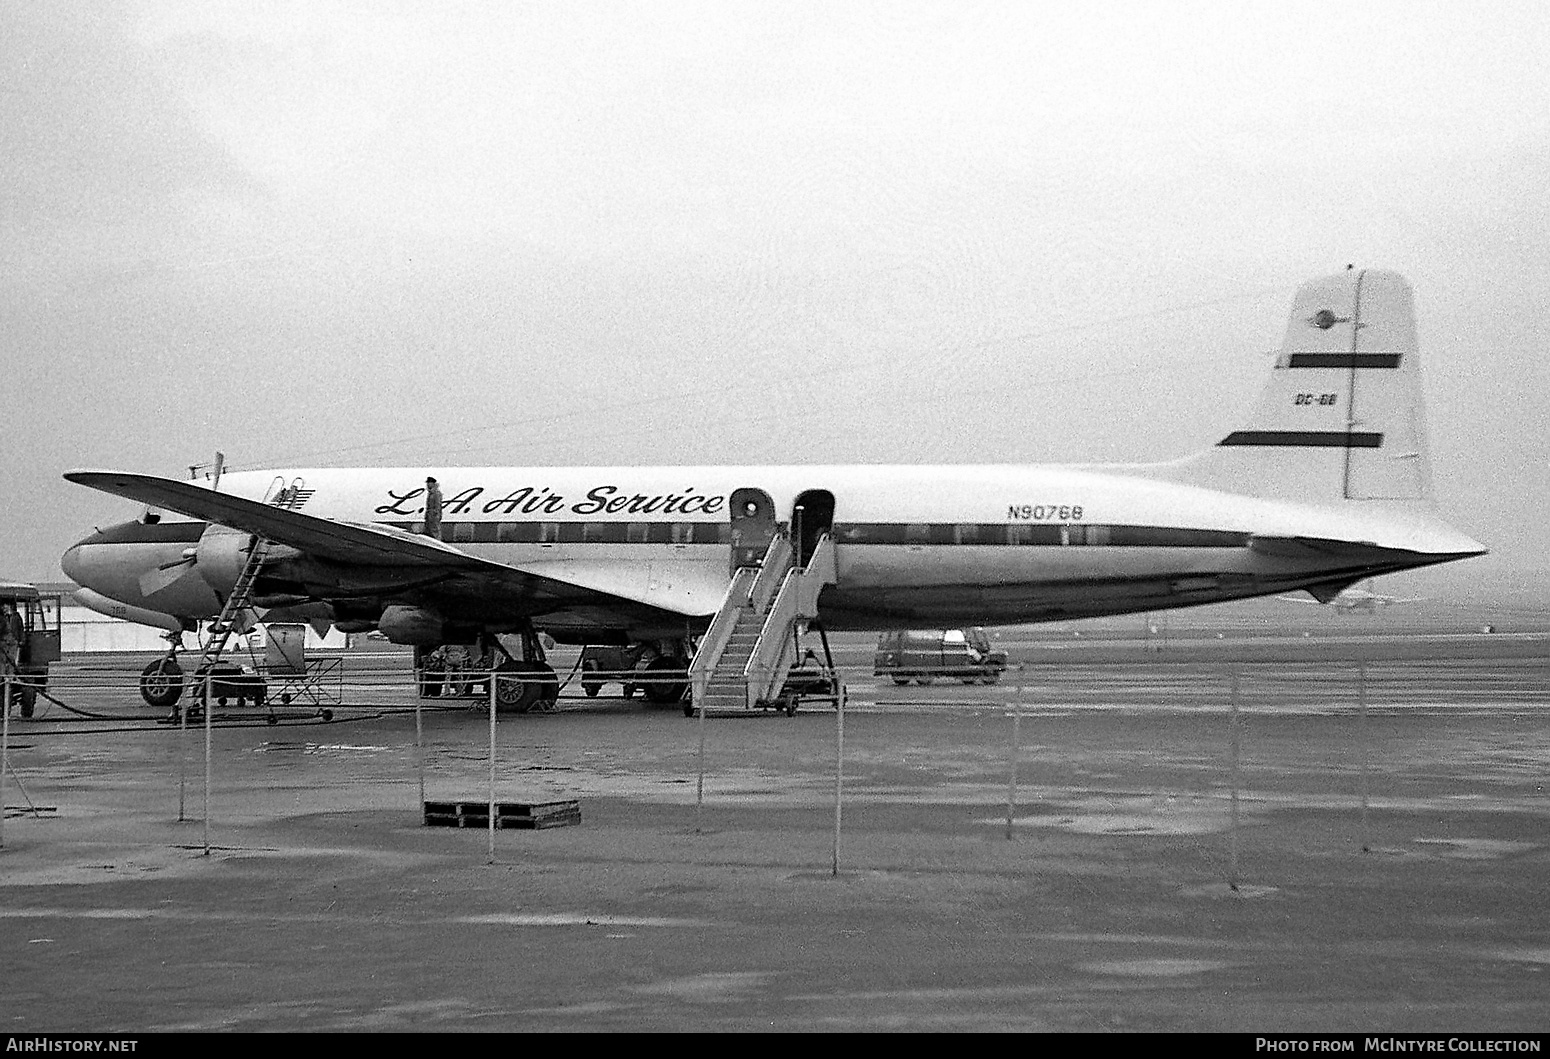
[3,1,1547,600]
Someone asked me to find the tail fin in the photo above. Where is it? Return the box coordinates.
[1164,268,1431,503]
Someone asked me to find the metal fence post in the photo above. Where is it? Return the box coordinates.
[832,680,844,876]
[203,669,213,856]
[1228,665,1241,891]
[1006,673,1023,841]
[1358,659,1370,852]
[488,669,497,864]
[1,670,10,849]
[696,666,708,828]
[415,682,425,817]
[178,687,188,822]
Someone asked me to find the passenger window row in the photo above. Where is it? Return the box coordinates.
[388,521,1248,548]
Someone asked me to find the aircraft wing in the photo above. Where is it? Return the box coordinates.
[63,470,719,619]
[67,471,474,567]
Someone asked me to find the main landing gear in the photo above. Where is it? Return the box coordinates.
[490,626,560,714]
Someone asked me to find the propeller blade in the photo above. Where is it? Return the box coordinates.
[139,560,195,597]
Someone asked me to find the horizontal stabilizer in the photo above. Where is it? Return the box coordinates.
[1248,535,1391,562]
[1301,579,1366,604]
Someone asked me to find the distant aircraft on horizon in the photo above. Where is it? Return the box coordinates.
[60,268,1485,714]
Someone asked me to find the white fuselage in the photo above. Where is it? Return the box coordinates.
[63,462,1484,637]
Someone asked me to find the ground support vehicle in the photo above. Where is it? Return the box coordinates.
[580,644,693,706]
[1,582,63,718]
[578,645,642,700]
[766,662,843,716]
[874,627,1008,686]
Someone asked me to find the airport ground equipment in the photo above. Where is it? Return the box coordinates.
[578,645,642,700]
[688,530,838,715]
[258,622,339,719]
[422,799,581,830]
[161,481,308,722]
[416,632,562,714]
[189,662,267,711]
[0,582,63,718]
[415,643,493,700]
[874,627,1008,686]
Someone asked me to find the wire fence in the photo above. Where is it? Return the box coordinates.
[3,652,1546,876]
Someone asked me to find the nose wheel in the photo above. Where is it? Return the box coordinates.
[140,657,184,709]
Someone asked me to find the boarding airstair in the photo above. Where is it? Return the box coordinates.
[689,531,837,715]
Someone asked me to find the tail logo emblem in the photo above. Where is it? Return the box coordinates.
[1308,309,1350,330]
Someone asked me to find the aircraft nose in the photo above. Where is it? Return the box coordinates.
[60,538,90,584]
[60,525,114,590]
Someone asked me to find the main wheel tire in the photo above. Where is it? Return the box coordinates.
[891,677,910,686]
[494,659,544,714]
[643,656,687,705]
[140,659,184,708]
[536,662,560,710]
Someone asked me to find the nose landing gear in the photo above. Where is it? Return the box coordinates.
[140,631,186,712]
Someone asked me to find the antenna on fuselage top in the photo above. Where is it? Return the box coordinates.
[188,452,225,490]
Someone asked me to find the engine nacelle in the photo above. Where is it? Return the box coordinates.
[377,605,480,646]
[191,526,252,596]
[193,526,303,597]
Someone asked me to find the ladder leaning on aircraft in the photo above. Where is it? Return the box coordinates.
[59,268,1486,715]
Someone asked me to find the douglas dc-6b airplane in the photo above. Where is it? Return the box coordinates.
[62,269,1485,713]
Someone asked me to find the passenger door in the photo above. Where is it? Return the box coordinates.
[729,487,777,572]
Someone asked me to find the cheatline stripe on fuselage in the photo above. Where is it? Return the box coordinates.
[392,521,1249,548]
[81,520,1254,550]
[1284,353,1403,368]
[1217,430,1383,448]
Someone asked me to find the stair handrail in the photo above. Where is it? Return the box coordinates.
[747,533,793,614]
[688,567,758,705]
[744,567,803,707]
[797,533,836,616]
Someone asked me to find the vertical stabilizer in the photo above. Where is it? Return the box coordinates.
[1165,269,1431,503]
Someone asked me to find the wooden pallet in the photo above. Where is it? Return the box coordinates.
[422,799,581,830]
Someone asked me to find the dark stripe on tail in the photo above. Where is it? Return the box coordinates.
[1286,353,1402,368]
[1218,431,1383,448]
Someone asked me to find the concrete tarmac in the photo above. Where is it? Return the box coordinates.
[1,636,1547,1032]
